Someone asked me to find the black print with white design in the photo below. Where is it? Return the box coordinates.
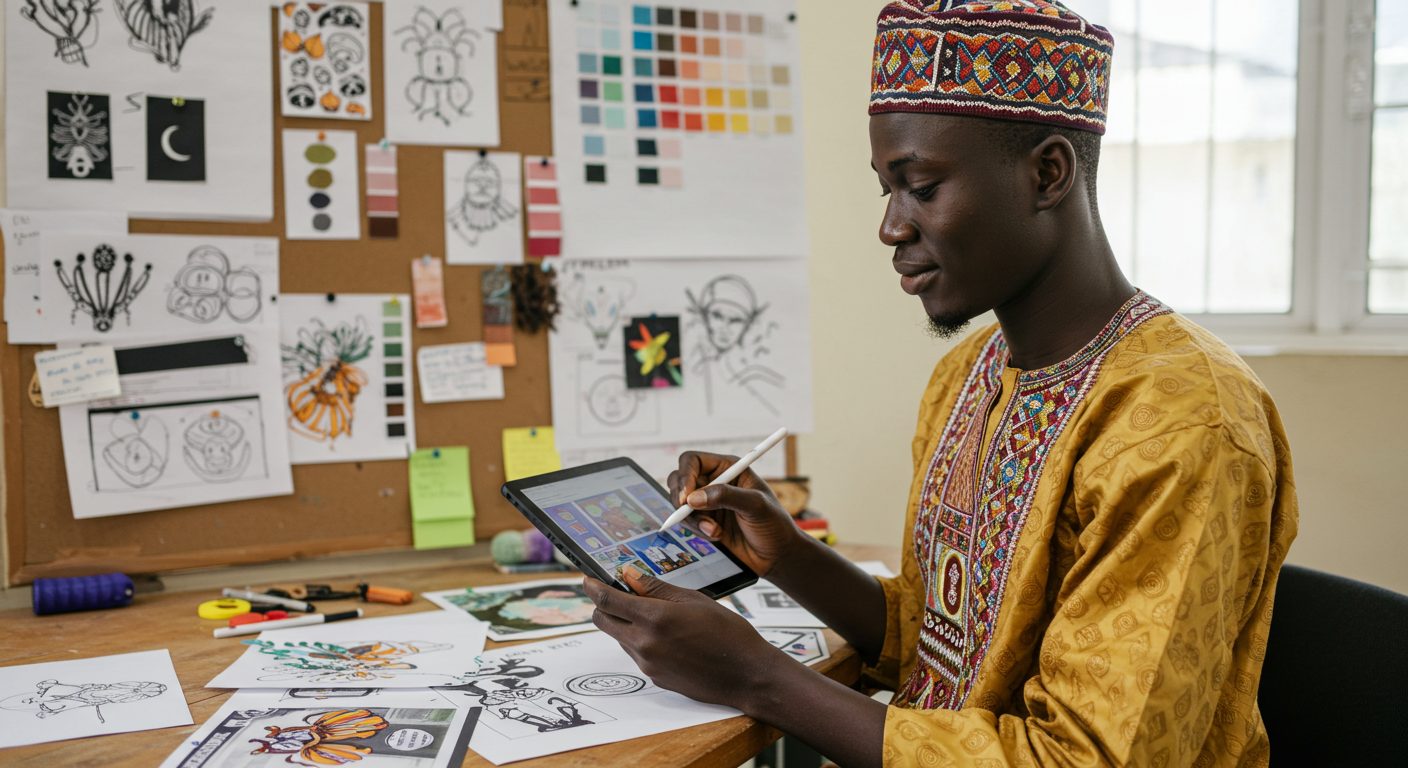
[114,0,214,71]
[146,96,206,182]
[48,91,112,180]
[20,0,101,67]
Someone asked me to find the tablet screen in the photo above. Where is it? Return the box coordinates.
[519,463,745,590]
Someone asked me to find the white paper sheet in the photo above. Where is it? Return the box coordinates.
[442,631,739,764]
[417,342,505,403]
[281,294,416,464]
[284,129,361,239]
[36,233,279,345]
[559,435,787,484]
[2,209,126,340]
[443,150,524,265]
[383,0,501,146]
[0,649,191,748]
[159,689,479,768]
[208,611,488,689]
[279,1,374,120]
[423,578,597,642]
[58,328,295,518]
[36,345,121,406]
[758,627,830,666]
[549,258,813,451]
[4,0,274,220]
[724,562,895,628]
[548,0,806,259]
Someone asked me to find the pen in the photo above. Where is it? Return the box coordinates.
[212,608,364,639]
[222,587,314,613]
[659,427,788,532]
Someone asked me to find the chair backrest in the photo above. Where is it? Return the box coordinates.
[1257,564,1408,765]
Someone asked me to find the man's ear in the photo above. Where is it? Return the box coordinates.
[1031,134,1077,211]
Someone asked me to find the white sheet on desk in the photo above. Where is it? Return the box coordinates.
[0,649,191,748]
[445,631,739,764]
[724,561,895,628]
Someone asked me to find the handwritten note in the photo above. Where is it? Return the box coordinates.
[417,343,505,403]
[409,447,476,550]
[503,427,562,481]
[35,346,121,407]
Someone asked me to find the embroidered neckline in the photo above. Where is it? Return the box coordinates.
[984,290,1161,387]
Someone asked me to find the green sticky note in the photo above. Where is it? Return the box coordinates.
[409,447,476,549]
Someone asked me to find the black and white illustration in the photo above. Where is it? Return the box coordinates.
[40,234,278,343]
[145,96,206,182]
[54,243,153,333]
[0,650,191,749]
[59,329,294,519]
[47,91,113,180]
[757,628,830,666]
[278,1,372,120]
[20,0,100,66]
[384,0,500,145]
[550,260,812,453]
[459,632,740,764]
[444,150,524,264]
[9,1,273,219]
[113,0,214,71]
[166,245,262,324]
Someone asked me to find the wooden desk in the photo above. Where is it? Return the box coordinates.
[0,549,894,767]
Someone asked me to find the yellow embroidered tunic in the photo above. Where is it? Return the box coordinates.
[871,293,1298,767]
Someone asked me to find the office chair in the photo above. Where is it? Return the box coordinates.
[1257,563,1408,765]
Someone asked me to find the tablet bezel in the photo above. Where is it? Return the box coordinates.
[500,457,759,599]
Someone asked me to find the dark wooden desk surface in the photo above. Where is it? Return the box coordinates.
[0,546,897,767]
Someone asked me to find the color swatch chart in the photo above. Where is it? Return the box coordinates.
[570,1,797,188]
[382,298,409,439]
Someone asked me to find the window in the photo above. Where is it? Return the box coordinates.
[1066,1,1408,340]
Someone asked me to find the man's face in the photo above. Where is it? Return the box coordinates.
[869,113,1048,335]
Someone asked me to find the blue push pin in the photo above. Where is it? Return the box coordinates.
[130,411,140,421]
[432,448,441,459]
[529,427,538,438]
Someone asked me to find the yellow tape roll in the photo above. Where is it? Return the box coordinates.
[198,598,252,620]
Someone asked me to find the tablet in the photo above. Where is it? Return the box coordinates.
[501,458,758,599]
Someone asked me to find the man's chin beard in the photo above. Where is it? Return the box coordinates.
[926,313,971,340]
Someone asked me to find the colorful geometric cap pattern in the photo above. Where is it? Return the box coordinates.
[870,0,1114,134]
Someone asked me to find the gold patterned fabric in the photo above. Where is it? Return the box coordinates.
[870,296,1298,767]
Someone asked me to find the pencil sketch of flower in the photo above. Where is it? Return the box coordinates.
[21,0,101,67]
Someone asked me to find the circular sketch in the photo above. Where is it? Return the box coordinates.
[565,673,649,697]
[586,375,638,426]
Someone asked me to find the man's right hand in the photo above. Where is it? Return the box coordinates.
[667,451,803,578]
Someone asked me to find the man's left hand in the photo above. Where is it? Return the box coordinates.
[582,566,782,709]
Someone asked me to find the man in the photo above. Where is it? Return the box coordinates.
[583,2,1298,766]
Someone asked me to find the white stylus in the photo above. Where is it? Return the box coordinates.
[658,427,788,532]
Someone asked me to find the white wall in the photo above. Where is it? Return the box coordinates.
[796,4,1408,594]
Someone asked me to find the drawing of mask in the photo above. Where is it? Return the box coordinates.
[293,8,311,28]
[313,66,333,86]
[290,57,311,79]
[287,83,316,109]
[339,74,368,98]
[182,410,251,482]
[326,32,364,74]
[463,160,502,208]
[318,4,365,28]
[167,248,228,323]
[102,413,169,488]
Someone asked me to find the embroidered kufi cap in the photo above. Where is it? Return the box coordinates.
[870,1,1114,134]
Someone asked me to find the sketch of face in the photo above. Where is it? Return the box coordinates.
[583,287,624,345]
[463,160,502,208]
[704,300,752,351]
[689,276,763,353]
[419,44,461,83]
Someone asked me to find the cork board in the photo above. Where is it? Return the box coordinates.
[1,1,560,584]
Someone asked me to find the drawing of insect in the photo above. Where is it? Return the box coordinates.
[55,244,153,332]
[20,0,101,67]
[281,318,373,443]
[50,93,110,179]
[397,7,480,126]
[114,0,214,71]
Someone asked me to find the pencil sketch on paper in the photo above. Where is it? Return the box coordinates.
[437,657,612,739]
[561,272,636,350]
[447,155,519,247]
[685,275,785,416]
[99,412,170,489]
[166,245,263,324]
[55,244,153,332]
[181,408,252,482]
[48,92,113,180]
[585,374,638,427]
[247,640,455,684]
[113,0,214,71]
[282,318,374,445]
[0,679,167,723]
[21,0,101,67]
[398,7,481,126]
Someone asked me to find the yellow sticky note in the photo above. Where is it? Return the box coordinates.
[502,427,562,482]
[409,447,476,549]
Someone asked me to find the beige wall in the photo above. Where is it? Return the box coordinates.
[796,4,1408,594]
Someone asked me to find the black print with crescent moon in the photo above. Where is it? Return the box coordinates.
[145,95,206,182]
